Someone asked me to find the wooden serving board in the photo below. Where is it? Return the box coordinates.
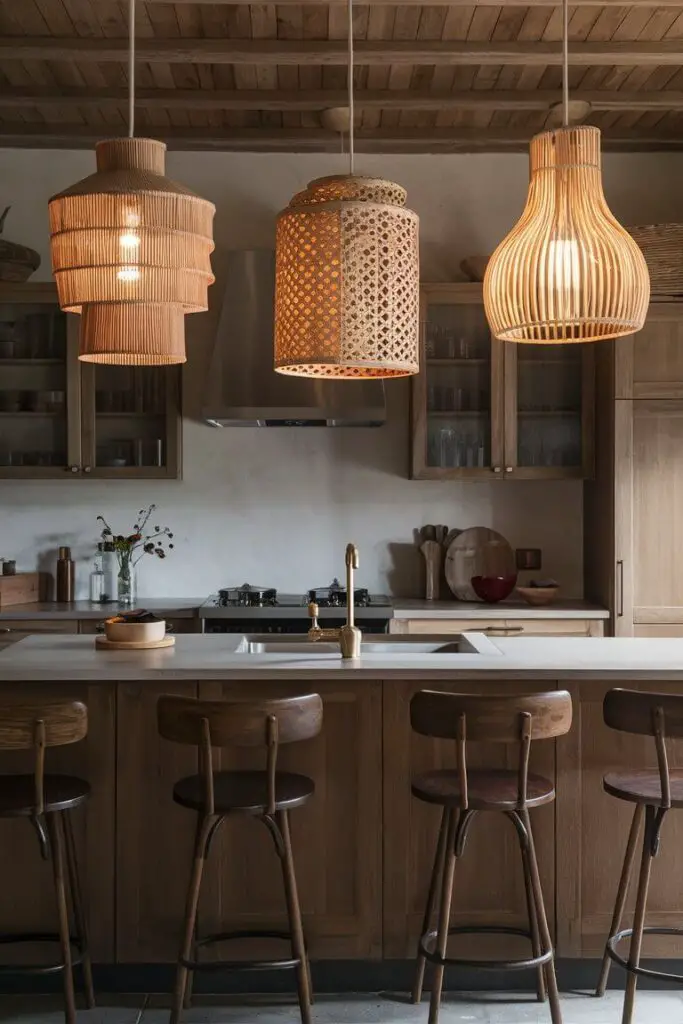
[96,635,175,651]
[445,527,515,601]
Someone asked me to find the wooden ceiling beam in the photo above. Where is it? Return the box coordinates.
[3,87,683,113]
[139,0,683,7]
[0,124,680,153]
[2,38,683,66]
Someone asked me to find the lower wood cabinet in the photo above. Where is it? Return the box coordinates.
[556,680,683,958]
[383,680,555,960]
[390,618,604,637]
[0,682,115,961]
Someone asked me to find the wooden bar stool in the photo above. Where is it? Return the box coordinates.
[157,693,323,1024]
[0,700,94,1024]
[596,688,683,1024]
[409,689,572,1024]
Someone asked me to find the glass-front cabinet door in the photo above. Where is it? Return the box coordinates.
[0,286,81,478]
[412,285,503,479]
[80,363,181,478]
[504,342,594,479]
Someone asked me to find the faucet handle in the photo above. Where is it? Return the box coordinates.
[308,601,320,628]
[345,543,359,569]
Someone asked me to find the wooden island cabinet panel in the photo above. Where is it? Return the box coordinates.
[0,682,115,961]
[197,680,383,960]
[115,681,198,962]
[383,679,556,960]
[556,680,683,958]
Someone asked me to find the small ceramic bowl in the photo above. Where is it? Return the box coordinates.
[471,574,517,603]
[516,586,559,607]
[104,617,166,643]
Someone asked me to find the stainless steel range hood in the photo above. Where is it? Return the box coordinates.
[203,249,386,427]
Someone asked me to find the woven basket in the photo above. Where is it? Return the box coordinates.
[628,224,683,296]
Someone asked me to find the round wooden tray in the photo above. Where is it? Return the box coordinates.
[445,527,515,601]
[95,635,175,651]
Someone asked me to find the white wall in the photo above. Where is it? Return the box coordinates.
[1,148,682,599]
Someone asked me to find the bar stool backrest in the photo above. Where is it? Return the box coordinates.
[603,688,683,810]
[157,693,323,815]
[410,689,572,810]
[0,700,88,815]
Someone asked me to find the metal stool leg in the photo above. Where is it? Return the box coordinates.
[522,810,562,1024]
[428,809,458,1024]
[170,815,214,1024]
[596,804,644,998]
[412,808,448,1004]
[277,810,312,1024]
[521,836,547,1003]
[63,810,95,1009]
[621,806,656,1024]
[47,813,77,1024]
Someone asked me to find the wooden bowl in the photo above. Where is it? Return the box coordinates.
[516,586,559,607]
[104,617,166,643]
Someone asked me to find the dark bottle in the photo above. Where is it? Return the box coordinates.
[56,545,75,602]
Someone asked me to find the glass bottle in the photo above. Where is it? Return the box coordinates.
[89,544,106,603]
[101,540,117,603]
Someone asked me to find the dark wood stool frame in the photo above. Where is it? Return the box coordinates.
[596,688,683,1024]
[158,693,323,1024]
[0,700,94,1024]
[409,689,572,1024]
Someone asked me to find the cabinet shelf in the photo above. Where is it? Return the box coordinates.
[427,358,488,366]
[0,358,63,367]
[96,411,165,418]
[428,410,488,418]
[518,409,581,417]
[0,410,63,418]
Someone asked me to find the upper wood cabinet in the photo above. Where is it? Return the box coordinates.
[0,283,182,479]
[411,284,595,481]
[615,303,683,399]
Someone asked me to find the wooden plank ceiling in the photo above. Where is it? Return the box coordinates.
[1,0,683,151]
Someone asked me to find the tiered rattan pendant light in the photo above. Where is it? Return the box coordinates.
[483,0,649,343]
[48,0,215,365]
[274,0,420,378]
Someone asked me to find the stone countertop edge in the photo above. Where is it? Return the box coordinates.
[0,600,204,620]
[2,633,683,682]
[391,600,609,620]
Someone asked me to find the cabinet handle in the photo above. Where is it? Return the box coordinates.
[68,465,80,474]
[617,559,624,618]
[493,466,502,474]
[83,466,92,474]
[465,626,524,635]
[505,466,513,473]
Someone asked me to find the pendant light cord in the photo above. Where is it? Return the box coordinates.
[562,0,569,128]
[347,0,355,174]
[128,0,136,138]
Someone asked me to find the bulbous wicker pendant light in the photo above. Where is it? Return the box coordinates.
[483,0,649,343]
[274,0,420,378]
[47,0,215,365]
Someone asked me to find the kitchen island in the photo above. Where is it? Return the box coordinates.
[0,632,682,984]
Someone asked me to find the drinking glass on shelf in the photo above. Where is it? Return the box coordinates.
[425,327,437,359]
[439,427,456,468]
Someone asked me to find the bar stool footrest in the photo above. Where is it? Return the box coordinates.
[182,929,300,972]
[419,925,553,972]
[0,932,83,975]
[607,927,683,985]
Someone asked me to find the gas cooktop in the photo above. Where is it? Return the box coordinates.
[200,579,393,619]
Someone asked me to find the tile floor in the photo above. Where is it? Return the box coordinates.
[0,991,681,1024]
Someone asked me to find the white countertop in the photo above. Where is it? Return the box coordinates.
[391,600,609,620]
[1,633,683,682]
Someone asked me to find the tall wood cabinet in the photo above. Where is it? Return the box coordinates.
[412,283,595,481]
[584,303,683,635]
[0,283,182,479]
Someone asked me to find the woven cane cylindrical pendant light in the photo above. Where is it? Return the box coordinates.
[483,0,649,343]
[47,0,215,365]
[274,0,419,378]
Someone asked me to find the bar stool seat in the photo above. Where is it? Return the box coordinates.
[173,770,314,815]
[0,774,90,816]
[412,769,555,810]
[604,768,683,807]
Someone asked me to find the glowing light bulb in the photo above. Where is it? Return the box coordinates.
[546,237,581,322]
[119,231,140,250]
[117,267,141,283]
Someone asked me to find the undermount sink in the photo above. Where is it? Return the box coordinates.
[237,634,492,655]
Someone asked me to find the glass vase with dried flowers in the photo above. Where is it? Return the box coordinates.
[97,504,174,606]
